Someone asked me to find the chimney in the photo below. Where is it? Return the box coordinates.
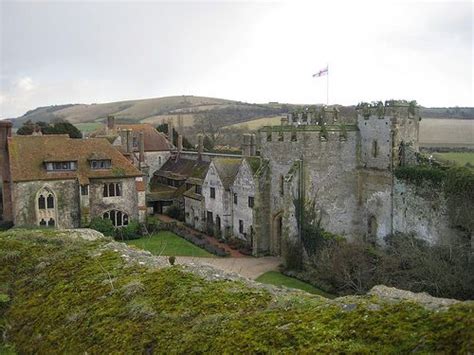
[167,121,174,145]
[197,134,204,161]
[250,134,257,156]
[0,121,13,222]
[138,131,145,163]
[177,134,183,153]
[119,129,127,151]
[126,129,133,153]
[242,133,251,157]
[107,115,115,130]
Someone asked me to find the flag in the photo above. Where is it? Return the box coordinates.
[312,66,328,78]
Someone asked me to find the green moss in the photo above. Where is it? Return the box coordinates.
[0,229,473,353]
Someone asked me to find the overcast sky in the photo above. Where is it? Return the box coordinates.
[0,0,472,118]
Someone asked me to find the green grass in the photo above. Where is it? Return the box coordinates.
[74,122,102,133]
[433,152,474,167]
[125,231,213,257]
[256,271,334,298]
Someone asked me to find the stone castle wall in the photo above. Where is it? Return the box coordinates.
[259,127,363,241]
[393,178,464,245]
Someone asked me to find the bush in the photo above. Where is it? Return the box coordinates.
[115,220,141,241]
[164,205,183,221]
[89,217,115,237]
[146,216,161,234]
[304,233,474,300]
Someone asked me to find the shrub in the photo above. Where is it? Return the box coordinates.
[89,217,115,237]
[164,205,183,221]
[115,220,141,241]
[168,256,176,266]
[146,216,161,234]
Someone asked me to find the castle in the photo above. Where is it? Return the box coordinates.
[0,100,468,257]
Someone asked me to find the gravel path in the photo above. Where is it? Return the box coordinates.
[173,256,282,279]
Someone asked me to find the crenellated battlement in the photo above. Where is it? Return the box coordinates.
[356,100,419,120]
[286,106,340,126]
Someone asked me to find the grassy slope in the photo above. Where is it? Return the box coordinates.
[433,152,474,167]
[1,229,473,353]
[125,231,213,257]
[256,271,334,298]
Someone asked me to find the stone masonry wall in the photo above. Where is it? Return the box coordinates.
[184,196,205,231]
[231,160,255,243]
[202,163,232,237]
[393,178,464,245]
[12,179,80,228]
[259,128,362,242]
[89,177,139,222]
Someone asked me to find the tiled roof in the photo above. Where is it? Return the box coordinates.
[117,124,172,152]
[8,135,142,183]
[91,123,172,152]
[155,158,210,180]
[213,158,242,189]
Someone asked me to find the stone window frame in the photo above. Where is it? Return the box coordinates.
[103,209,129,227]
[239,219,244,234]
[248,196,254,208]
[36,185,58,228]
[372,140,379,158]
[210,187,216,199]
[103,182,122,198]
[81,184,89,196]
[233,193,238,205]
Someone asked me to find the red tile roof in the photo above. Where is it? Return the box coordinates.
[91,123,172,152]
[8,135,143,183]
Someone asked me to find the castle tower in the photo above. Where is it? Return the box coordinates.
[357,100,420,170]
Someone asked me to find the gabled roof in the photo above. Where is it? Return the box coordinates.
[212,158,242,189]
[8,135,142,183]
[91,123,172,152]
[117,124,172,152]
[155,158,210,180]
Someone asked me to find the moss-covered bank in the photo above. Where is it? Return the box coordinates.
[0,229,473,353]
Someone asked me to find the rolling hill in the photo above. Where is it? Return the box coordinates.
[11,95,290,129]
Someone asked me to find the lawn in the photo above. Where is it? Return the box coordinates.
[256,271,335,298]
[433,152,474,167]
[125,231,213,257]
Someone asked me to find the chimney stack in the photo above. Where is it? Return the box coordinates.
[197,134,204,161]
[0,120,13,222]
[242,133,251,157]
[177,134,183,153]
[107,115,115,131]
[167,121,174,145]
[126,129,133,153]
[119,129,127,151]
[138,131,145,163]
[250,134,257,156]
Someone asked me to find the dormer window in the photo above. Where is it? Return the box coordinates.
[90,160,111,169]
[45,161,76,171]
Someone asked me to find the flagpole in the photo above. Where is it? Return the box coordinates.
[326,64,329,105]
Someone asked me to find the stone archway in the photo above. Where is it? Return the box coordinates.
[271,211,283,256]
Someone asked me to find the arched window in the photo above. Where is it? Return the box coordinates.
[36,187,57,227]
[38,195,46,209]
[47,194,54,209]
[102,209,129,227]
[108,183,115,197]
